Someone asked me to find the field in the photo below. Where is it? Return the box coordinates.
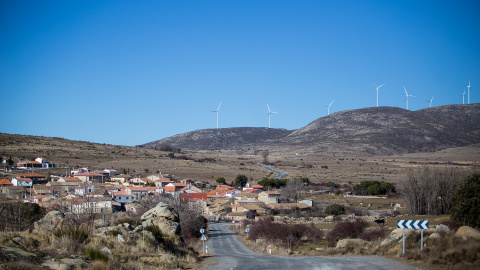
[1,133,479,187]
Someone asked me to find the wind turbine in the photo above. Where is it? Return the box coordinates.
[427,96,434,107]
[325,100,334,115]
[404,86,415,110]
[462,89,466,104]
[467,81,471,104]
[211,102,222,129]
[266,103,279,128]
[372,82,384,107]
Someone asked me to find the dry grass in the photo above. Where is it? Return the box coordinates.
[1,132,478,186]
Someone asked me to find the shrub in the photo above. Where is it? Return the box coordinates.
[348,207,370,216]
[53,226,89,244]
[360,228,386,241]
[84,247,108,263]
[248,218,323,248]
[325,204,345,216]
[326,219,368,246]
[450,173,480,228]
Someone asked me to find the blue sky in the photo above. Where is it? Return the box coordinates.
[1,0,479,146]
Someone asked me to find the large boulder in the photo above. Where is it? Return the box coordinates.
[141,202,180,237]
[34,211,67,233]
[455,226,480,240]
[435,224,450,234]
[336,238,367,249]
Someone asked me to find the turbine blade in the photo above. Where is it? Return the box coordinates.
[404,86,408,95]
[378,83,384,88]
[266,103,270,112]
[329,100,334,106]
[217,102,222,111]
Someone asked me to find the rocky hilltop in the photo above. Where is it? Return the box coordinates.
[143,127,292,151]
[144,104,480,156]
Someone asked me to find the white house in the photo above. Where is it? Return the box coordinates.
[74,184,95,196]
[112,190,132,203]
[71,167,89,175]
[35,157,55,168]
[11,178,33,187]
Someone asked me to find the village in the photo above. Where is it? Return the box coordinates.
[0,157,321,221]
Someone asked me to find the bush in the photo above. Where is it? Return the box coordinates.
[353,181,395,196]
[84,247,108,263]
[325,204,345,216]
[53,226,89,244]
[326,219,368,246]
[360,228,386,241]
[248,218,323,248]
[450,173,480,228]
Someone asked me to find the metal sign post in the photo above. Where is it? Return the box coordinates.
[200,228,206,253]
[397,220,429,255]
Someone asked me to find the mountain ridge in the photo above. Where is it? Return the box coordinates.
[143,104,480,156]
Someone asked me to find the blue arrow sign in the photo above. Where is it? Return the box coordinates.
[397,220,429,229]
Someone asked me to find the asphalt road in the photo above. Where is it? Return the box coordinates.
[257,163,288,179]
[203,223,419,270]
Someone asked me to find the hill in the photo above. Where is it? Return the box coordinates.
[143,104,480,156]
[143,127,293,151]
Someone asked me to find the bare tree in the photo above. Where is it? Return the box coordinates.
[281,179,305,202]
[400,167,466,215]
[262,150,269,164]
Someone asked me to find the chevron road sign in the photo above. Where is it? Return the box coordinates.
[397,220,429,229]
[397,220,429,255]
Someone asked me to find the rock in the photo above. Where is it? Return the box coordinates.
[141,202,180,237]
[133,225,143,233]
[455,226,480,240]
[380,238,393,246]
[387,244,403,256]
[325,215,334,221]
[390,228,414,240]
[436,224,450,234]
[101,247,112,254]
[336,238,367,249]
[117,234,125,242]
[429,232,441,239]
[123,223,133,230]
[141,202,179,222]
[42,256,87,270]
[34,211,66,233]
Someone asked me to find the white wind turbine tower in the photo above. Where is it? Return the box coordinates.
[211,102,222,129]
[325,100,334,115]
[427,96,434,107]
[467,81,471,104]
[462,89,466,104]
[266,103,279,128]
[372,82,384,107]
[404,86,415,110]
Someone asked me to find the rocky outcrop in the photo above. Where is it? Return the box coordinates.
[141,202,180,237]
[33,211,71,233]
[455,226,480,240]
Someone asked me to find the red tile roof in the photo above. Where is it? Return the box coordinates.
[113,190,130,196]
[181,193,207,202]
[0,179,13,185]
